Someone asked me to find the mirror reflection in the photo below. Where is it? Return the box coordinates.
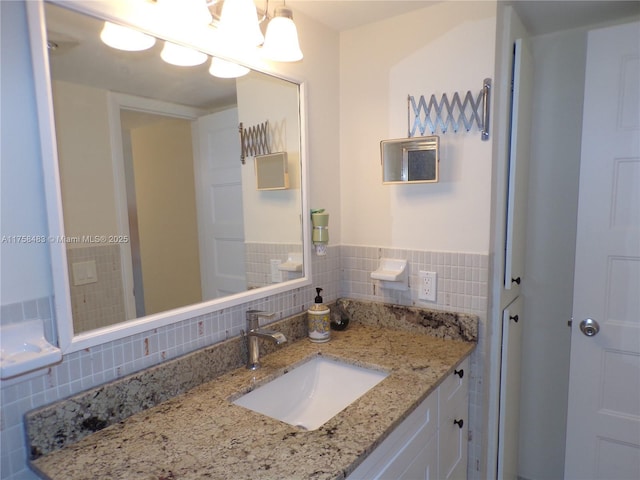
[44,2,304,334]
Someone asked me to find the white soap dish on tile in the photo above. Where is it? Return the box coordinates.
[278,252,303,272]
[0,319,62,380]
[371,258,408,290]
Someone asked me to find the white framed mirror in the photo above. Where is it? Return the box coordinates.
[26,0,310,353]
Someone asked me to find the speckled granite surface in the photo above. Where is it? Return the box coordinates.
[335,298,478,342]
[27,301,477,480]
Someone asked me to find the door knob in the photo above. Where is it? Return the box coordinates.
[579,318,600,337]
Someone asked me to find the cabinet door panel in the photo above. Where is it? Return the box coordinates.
[398,435,439,480]
[504,38,533,293]
[348,391,438,480]
[440,358,470,480]
[440,389,468,479]
[498,296,524,479]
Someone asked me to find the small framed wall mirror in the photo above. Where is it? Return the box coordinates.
[381,136,439,184]
[255,152,289,190]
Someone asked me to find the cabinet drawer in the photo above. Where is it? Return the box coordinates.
[440,357,469,405]
[349,390,438,480]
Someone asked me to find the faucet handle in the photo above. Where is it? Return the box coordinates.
[246,310,276,329]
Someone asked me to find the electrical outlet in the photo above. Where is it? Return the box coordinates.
[418,270,437,302]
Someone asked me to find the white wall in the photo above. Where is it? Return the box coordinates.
[52,80,119,237]
[0,0,53,306]
[517,26,587,480]
[340,1,497,253]
[237,73,302,244]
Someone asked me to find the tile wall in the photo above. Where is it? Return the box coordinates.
[0,244,487,480]
[244,242,304,289]
[66,244,126,333]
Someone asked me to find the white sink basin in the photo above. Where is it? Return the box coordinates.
[232,356,388,430]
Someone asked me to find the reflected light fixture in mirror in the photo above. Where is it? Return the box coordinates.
[209,56,250,78]
[262,6,303,62]
[160,41,208,66]
[156,0,213,27]
[100,21,156,51]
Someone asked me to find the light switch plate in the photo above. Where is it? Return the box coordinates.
[72,260,98,286]
[270,259,283,283]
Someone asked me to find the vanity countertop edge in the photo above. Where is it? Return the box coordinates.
[28,322,474,480]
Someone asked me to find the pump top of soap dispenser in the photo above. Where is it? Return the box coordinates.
[310,288,327,311]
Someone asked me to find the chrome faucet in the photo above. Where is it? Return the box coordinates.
[245,310,287,370]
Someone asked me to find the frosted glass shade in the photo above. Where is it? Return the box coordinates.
[262,8,303,62]
[209,57,250,78]
[160,41,208,66]
[100,22,156,51]
[217,0,264,47]
[156,0,213,26]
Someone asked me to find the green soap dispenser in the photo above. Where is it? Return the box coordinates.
[308,288,330,343]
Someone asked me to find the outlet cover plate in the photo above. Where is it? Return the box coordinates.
[418,270,437,302]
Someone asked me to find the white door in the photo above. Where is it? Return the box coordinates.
[564,21,640,479]
[193,108,247,299]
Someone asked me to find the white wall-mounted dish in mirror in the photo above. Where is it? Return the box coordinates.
[381,136,439,184]
[256,152,289,190]
[26,0,310,353]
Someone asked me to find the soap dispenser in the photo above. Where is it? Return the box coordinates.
[308,287,330,343]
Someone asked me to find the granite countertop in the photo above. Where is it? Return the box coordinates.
[28,302,476,480]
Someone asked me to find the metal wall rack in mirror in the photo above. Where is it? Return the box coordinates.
[239,120,270,164]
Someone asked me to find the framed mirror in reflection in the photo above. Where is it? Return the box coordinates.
[31,1,309,348]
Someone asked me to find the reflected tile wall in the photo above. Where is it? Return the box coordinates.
[66,244,126,333]
[244,242,304,289]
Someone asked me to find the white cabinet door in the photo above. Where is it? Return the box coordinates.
[348,391,438,480]
[439,358,469,480]
[498,297,524,480]
[397,435,438,480]
[503,38,533,296]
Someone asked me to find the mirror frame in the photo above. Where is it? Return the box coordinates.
[26,0,311,353]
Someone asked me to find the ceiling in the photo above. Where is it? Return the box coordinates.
[45,1,639,110]
[288,0,639,35]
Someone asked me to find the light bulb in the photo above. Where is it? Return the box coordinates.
[100,22,156,51]
[160,41,208,66]
[209,57,250,78]
[156,0,213,27]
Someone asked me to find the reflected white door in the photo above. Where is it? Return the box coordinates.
[193,108,247,299]
[564,21,640,479]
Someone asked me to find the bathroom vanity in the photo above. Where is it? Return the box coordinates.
[27,302,476,479]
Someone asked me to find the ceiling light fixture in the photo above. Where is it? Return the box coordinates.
[209,57,250,78]
[261,6,303,62]
[100,21,156,51]
[156,0,213,27]
[160,41,208,66]
[217,0,265,48]
[99,1,305,72]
